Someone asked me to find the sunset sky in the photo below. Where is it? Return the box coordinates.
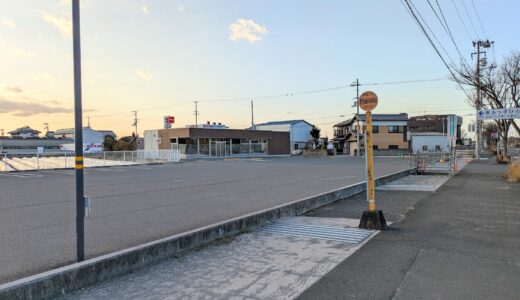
[1,0,518,137]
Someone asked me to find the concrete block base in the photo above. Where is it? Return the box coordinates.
[359,210,387,230]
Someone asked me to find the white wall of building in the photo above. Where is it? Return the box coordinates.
[411,134,451,153]
[144,130,160,152]
[255,121,312,151]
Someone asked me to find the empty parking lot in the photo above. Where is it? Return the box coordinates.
[0,156,409,283]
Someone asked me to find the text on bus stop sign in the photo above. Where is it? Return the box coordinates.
[359,91,378,112]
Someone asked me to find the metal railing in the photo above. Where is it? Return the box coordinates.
[409,150,474,175]
[0,150,180,172]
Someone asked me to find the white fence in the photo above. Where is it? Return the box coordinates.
[0,150,180,172]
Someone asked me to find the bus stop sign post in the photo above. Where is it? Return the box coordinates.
[358,91,387,230]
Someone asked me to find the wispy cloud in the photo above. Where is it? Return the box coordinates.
[11,48,35,58]
[39,10,72,37]
[1,17,16,29]
[0,98,72,116]
[5,86,23,93]
[135,69,152,81]
[229,19,268,43]
[141,5,149,15]
[33,72,55,82]
[59,0,88,7]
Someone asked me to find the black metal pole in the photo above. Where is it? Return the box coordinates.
[72,0,85,262]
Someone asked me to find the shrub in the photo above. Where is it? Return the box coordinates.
[504,160,520,183]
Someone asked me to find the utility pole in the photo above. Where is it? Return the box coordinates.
[472,39,493,159]
[351,79,361,156]
[43,122,49,133]
[72,0,85,262]
[194,101,199,126]
[86,117,90,127]
[132,111,138,137]
[251,100,255,130]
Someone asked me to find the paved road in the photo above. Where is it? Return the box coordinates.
[0,156,409,283]
[299,158,520,299]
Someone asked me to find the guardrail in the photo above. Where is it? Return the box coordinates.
[0,150,180,172]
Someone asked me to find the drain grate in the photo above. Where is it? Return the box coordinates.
[260,222,373,244]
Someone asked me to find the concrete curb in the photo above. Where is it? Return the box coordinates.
[0,169,411,300]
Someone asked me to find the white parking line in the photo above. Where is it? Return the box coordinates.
[0,173,43,178]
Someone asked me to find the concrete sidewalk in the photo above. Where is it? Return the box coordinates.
[299,159,520,299]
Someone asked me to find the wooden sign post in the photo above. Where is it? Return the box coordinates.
[358,91,387,230]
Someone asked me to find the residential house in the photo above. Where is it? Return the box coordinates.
[8,126,41,138]
[333,113,409,155]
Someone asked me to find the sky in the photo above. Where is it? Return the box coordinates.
[0,0,518,137]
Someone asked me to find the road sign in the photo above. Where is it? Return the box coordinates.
[477,108,520,120]
[447,114,457,140]
[164,115,175,129]
[359,91,378,111]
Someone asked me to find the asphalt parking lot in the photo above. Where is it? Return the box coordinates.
[0,156,409,283]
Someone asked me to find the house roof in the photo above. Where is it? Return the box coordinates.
[334,113,408,127]
[55,127,115,136]
[8,126,41,135]
[255,119,313,127]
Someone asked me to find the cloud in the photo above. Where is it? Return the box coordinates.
[33,72,55,82]
[178,5,185,13]
[229,18,268,43]
[0,98,72,116]
[2,17,16,29]
[11,48,35,58]
[59,0,88,7]
[141,5,149,14]
[39,10,72,37]
[135,69,152,81]
[5,86,23,93]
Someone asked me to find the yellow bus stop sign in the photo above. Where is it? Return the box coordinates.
[358,90,387,230]
[359,91,378,112]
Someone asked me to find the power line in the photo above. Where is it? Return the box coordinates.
[461,0,481,38]
[450,0,474,40]
[470,0,488,38]
[53,76,451,123]
[430,0,464,59]
[363,78,446,86]
[406,0,456,65]
[401,0,472,100]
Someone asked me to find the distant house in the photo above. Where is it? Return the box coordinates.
[332,113,409,155]
[408,114,463,143]
[54,127,116,142]
[253,120,313,152]
[54,127,116,153]
[8,126,41,138]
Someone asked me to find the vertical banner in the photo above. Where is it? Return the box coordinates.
[447,114,457,140]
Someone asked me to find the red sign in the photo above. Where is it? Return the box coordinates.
[165,116,175,124]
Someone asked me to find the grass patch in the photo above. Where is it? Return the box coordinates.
[504,160,520,183]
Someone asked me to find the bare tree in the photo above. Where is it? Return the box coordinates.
[452,51,520,157]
